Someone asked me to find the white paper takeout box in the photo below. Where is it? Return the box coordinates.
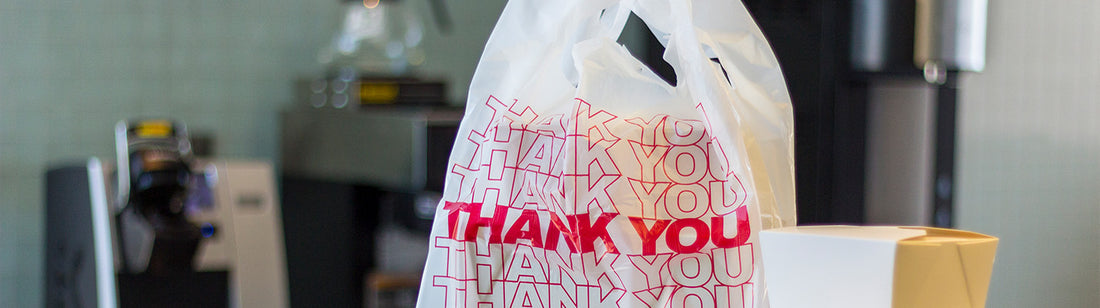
[760,226,998,308]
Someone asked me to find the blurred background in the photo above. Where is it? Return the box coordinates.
[1,0,1097,307]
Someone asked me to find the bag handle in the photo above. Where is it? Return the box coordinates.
[656,0,798,232]
[594,0,633,40]
[588,0,725,93]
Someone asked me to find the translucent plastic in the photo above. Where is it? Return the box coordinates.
[317,1,425,75]
[417,1,795,307]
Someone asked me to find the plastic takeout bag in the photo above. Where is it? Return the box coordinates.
[417,0,794,306]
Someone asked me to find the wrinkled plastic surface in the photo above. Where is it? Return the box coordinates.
[417,0,794,307]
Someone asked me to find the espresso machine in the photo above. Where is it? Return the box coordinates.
[45,120,289,308]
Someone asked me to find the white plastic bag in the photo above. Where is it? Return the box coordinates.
[417,0,794,306]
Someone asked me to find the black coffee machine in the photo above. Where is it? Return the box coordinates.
[114,120,205,275]
[45,120,228,308]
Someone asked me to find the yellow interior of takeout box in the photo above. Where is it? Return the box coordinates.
[892,227,998,308]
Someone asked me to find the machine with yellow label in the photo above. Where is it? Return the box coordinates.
[45,119,288,308]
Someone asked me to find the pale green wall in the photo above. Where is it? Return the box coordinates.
[0,0,504,306]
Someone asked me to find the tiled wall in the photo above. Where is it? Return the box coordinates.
[0,0,507,305]
[0,1,342,305]
[957,1,1100,307]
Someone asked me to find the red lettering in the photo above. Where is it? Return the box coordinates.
[445,201,473,239]
[664,145,708,184]
[545,214,578,253]
[518,131,554,174]
[706,141,728,180]
[671,286,716,308]
[715,283,754,308]
[709,181,736,215]
[626,115,668,146]
[663,119,706,146]
[633,285,676,307]
[665,184,709,219]
[712,244,754,286]
[629,217,670,255]
[711,206,751,248]
[463,203,509,243]
[629,142,670,182]
[445,202,630,255]
[573,212,619,254]
[665,219,709,253]
[628,254,672,290]
[629,180,669,219]
[503,209,544,248]
[669,254,713,287]
[573,157,620,213]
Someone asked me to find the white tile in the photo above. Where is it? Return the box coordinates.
[1,112,43,145]
[138,100,172,118]
[0,171,41,211]
[73,112,120,144]
[130,46,169,81]
[9,153,47,182]
[92,12,135,49]
[130,0,164,15]
[0,234,14,272]
[137,80,171,114]
[13,264,42,307]
[252,111,278,159]
[0,77,49,114]
[0,270,17,307]
[133,10,167,47]
[224,79,262,113]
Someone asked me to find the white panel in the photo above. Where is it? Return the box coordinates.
[86,158,118,308]
[220,160,289,308]
[761,227,906,308]
[193,161,238,271]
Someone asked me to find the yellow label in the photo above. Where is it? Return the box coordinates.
[359,83,399,104]
[136,120,173,138]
